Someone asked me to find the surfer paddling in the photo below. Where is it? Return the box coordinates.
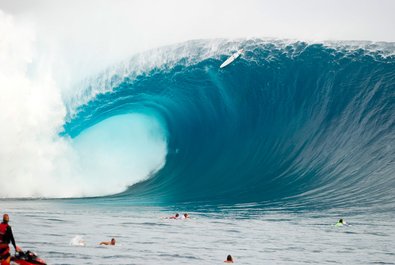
[99,238,116,246]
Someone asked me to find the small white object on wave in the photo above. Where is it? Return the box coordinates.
[220,49,244,68]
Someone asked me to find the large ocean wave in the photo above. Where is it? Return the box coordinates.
[63,39,395,209]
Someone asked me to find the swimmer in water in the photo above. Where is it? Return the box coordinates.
[99,238,116,246]
[335,219,347,227]
[224,254,234,263]
[169,213,180,219]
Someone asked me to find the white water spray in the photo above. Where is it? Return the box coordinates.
[0,11,167,198]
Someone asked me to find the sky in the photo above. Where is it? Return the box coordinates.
[1,0,394,82]
[1,0,394,41]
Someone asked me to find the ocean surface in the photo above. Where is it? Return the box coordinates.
[2,200,395,265]
[1,39,395,264]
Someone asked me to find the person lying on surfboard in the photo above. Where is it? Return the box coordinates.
[99,238,116,246]
[181,213,190,219]
[169,213,180,219]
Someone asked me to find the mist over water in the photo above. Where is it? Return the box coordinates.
[0,10,167,198]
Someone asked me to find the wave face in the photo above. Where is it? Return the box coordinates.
[64,39,395,208]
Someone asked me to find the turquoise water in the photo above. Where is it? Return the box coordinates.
[65,40,395,208]
[3,200,394,264]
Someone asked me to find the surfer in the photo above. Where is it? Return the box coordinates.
[169,213,180,219]
[99,238,116,246]
[0,214,19,265]
[335,219,347,227]
[181,213,190,219]
[224,254,234,263]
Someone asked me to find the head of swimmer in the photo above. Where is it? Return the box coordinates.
[2,214,9,224]
[111,238,116,245]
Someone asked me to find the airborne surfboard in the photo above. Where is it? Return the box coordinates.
[220,49,244,68]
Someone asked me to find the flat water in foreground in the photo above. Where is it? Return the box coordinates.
[2,200,394,264]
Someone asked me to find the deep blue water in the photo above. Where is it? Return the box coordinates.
[64,39,395,210]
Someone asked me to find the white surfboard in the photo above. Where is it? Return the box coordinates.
[220,49,244,68]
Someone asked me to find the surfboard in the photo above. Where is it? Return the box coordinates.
[220,49,244,68]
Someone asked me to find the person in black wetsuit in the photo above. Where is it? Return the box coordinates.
[0,214,19,265]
